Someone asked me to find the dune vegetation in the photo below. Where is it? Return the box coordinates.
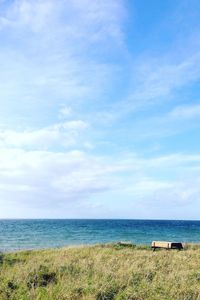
[0,243,200,300]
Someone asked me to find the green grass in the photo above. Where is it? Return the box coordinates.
[0,244,200,299]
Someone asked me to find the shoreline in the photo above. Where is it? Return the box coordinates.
[1,241,200,254]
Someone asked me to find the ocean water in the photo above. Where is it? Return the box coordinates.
[0,219,200,252]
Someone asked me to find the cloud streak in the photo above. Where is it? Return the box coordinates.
[0,120,88,149]
[0,0,126,127]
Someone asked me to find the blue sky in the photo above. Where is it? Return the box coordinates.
[1,0,200,219]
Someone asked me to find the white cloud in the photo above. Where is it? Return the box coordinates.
[59,106,72,118]
[0,120,88,149]
[0,145,200,216]
[0,0,125,41]
[170,104,200,119]
[0,148,120,209]
[123,178,173,196]
[112,37,200,118]
[0,0,56,32]
[149,179,200,207]
[135,53,200,100]
[0,0,126,128]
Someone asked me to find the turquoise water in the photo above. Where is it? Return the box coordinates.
[0,219,200,252]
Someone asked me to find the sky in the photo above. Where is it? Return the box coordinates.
[0,0,200,219]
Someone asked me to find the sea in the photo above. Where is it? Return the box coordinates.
[0,219,200,252]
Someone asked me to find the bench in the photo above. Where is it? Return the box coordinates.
[152,241,183,250]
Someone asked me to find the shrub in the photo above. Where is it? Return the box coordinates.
[0,253,3,265]
[96,286,120,300]
[27,265,57,288]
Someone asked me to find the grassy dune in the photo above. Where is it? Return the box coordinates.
[0,244,200,300]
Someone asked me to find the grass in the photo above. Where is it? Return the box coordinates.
[0,243,200,299]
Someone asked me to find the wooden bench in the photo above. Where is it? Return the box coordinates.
[152,241,183,250]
